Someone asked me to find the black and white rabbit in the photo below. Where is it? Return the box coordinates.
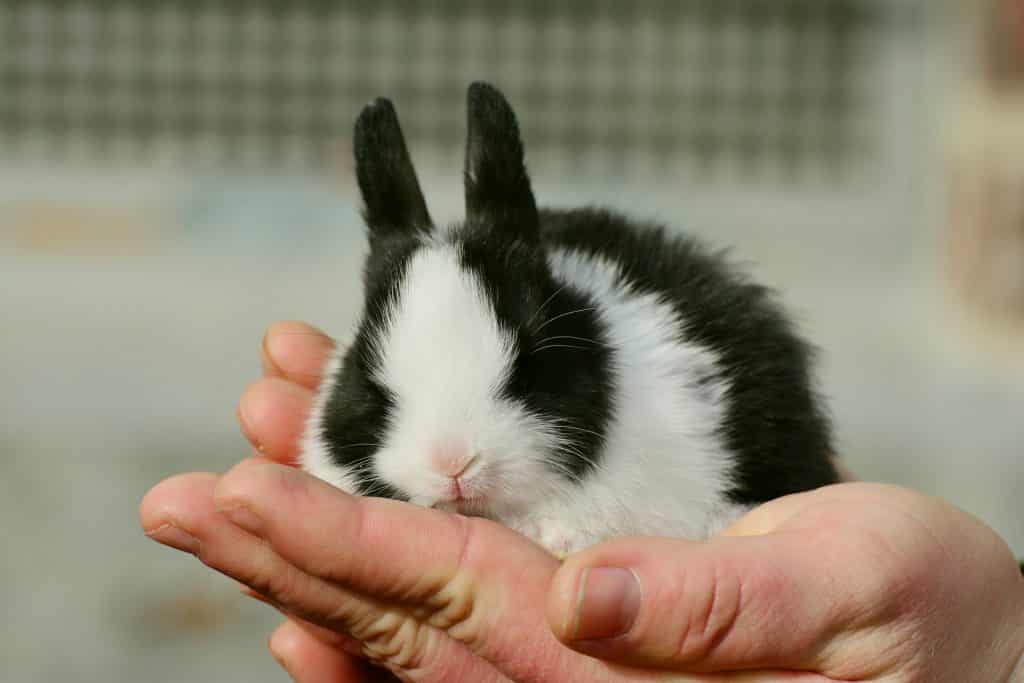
[301,82,839,555]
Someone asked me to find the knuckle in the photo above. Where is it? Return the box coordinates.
[668,562,744,663]
[238,552,305,609]
[651,557,741,663]
[411,513,494,648]
[353,610,435,671]
[429,515,487,631]
[264,568,304,608]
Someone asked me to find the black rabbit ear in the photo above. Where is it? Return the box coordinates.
[354,98,433,239]
[464,82,538,242]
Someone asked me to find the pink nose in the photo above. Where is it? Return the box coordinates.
[428,437,476,477]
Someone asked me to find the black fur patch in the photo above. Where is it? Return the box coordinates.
[540,207,839,504]
[320,341,404,499]
[353,98,433,240]
[318,240,423,500]
[464,82,539,243]
[454,227,615,480]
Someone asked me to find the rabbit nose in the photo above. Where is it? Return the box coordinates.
[429,438,477,477]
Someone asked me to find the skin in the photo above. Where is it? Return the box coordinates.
[140,321,1024,683]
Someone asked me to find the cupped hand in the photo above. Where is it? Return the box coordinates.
[549,484,1024,682]
[140,322,1024,682]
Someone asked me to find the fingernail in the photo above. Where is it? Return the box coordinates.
[571,567,642,641]
[261,329,284,377]
[146,524,200,555]
[220,505,264,535]
[242,586,277,607]
[236,402,264,453]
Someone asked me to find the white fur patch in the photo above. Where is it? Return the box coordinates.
[530,248,749,546]
[372,246,515,408]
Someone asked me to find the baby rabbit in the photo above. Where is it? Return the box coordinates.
[301,82,839,555]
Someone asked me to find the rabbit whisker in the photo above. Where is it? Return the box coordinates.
[534,306,598,333]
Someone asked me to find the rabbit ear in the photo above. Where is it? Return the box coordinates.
[354,98,433,239]
[463,82,538,242]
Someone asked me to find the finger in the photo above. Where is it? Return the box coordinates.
[141,469,508,683]
[270,619,374,682]
[547,530,892,674]
[213,460,553,603]
[211,461,643,683]
[243,588,365,655]
[267,604,817,683]
[141,470,354,620]
[237,377,314,465]
[262,321,336,389]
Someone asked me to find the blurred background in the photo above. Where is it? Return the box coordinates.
[2,1,1022,680]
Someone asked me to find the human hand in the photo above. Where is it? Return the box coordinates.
[140,321,1024,682]
[548,484,1024,682]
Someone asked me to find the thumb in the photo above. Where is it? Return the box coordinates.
[546,532,875,674]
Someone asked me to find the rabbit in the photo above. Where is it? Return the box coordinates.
[300,82,839,556]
